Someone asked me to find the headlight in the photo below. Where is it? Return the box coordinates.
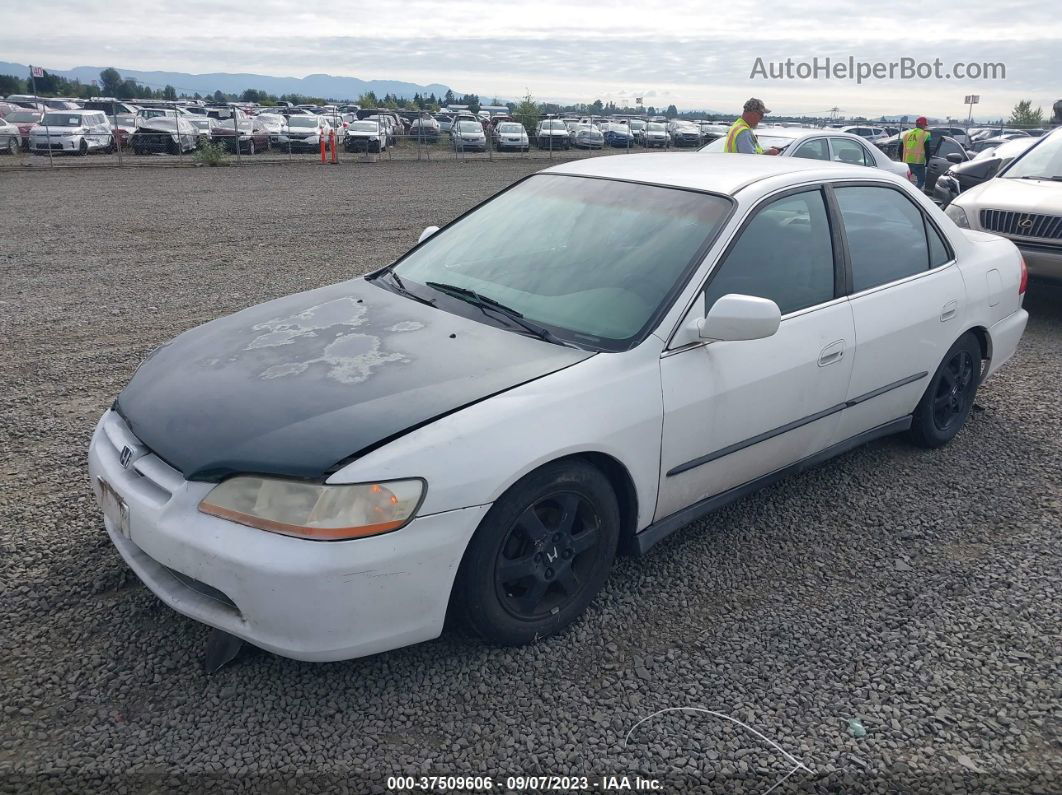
[945,204,970,228]
[199,476,425,541]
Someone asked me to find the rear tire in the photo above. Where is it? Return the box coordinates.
[454,460,619,646]
[5,138,16,155]
[908,333,982,448]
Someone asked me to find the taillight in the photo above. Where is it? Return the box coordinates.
[1018,256,1028,295]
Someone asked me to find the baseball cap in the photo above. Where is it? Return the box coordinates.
[744,98,771,114]
[916,116,928,126]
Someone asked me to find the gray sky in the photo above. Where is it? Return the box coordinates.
[2,0,1058,118]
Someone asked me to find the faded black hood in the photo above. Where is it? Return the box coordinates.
[117,278,592,481]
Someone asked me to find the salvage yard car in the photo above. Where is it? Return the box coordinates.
[89,154,1028,663]
[271,114,330,152]
[0,117,20,154]
[130,117,199,155]
[493,121,530,151]
[452,119,487,152]
[933,136,1038,207]
[945,128,1062,281]
[700,127,913,182]
[343,120,388,153]
[29,110,113,155]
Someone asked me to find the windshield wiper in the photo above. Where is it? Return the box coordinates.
[424,281,572,346]
[373,269,436,306]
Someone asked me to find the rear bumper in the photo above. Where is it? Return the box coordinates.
[985,308,1029,379]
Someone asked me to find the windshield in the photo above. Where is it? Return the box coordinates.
[498,123,523,133]
[8,112,40,122]
[41,114,86,127]
[648,123,666,131]
[1003,132,1062,179]
[288,117,318,128]
[542,121,566,130]
[351,121,380,131]
[391,174,732,347]
[457,121,481,133]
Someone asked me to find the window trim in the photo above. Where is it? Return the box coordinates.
[663,182,845,352]
[826,180,956,298]
[791,136,830,161]
[828,137,872,167]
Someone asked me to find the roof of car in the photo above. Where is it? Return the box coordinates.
[543,152,884,195]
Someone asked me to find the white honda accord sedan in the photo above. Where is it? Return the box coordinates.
[89,154,1028,662]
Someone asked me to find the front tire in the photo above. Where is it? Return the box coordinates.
[454,460,619,646]
[908,333,981,448]
[78,139,89,156]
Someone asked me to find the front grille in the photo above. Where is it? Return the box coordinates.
[101,412,181,503]
[980,209,1062,240]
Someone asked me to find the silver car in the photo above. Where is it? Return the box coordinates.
[568,123,603,150]
[0,118,20,155]
[945,128,1062,282]
[29,110,113,155]
[700,127,913,183]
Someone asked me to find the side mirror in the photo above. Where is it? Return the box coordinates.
[418,225,440,244]
[945,152,964,164]
[674,294,780,347]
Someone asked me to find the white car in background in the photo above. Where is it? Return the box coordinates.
[272,115,332,151]
[946,128,1062,282]
[29,110,113,155]
[344,119,389,153]
[700,127,914,182]
[0,117,21,154]
[839,125,888,142]
[89,154,1027,663]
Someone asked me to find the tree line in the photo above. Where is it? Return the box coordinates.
[0,68,1050,127]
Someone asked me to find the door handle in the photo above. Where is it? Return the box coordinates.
[940,299,958,322]
[818,340,845,366]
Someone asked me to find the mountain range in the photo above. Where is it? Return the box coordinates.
[0,61,455,101]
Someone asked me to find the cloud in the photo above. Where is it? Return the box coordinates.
[1,1,1057,117]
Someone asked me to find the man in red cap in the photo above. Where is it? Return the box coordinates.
[900,117,933,190]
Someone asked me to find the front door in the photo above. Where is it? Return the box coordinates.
[656,187,855,521]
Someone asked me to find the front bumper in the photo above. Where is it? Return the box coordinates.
[31,135,78,152]
[88,411,489,662]
[1015,243,1062,282]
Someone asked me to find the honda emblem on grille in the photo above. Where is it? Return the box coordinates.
[1018,217,1034,230]
[119,445,133,468]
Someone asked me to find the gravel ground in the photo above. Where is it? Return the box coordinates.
[0,161,1059,794]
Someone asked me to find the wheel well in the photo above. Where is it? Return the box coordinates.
[967,326,992,375]
[562,452,640,557]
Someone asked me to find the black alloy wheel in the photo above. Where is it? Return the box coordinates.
[909,333,982,448]
[455,461,619,645]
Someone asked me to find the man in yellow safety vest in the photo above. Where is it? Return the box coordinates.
[723,98,781,155]
[900,117,933,189]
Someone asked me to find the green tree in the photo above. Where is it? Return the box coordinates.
[358,91,379,108]
[1008,99,1043,127]
[99,68,122,96]
[513,90,540,135]
[666,104,678,117]
[213,89,226,103]
[162,85,177,101]
[0,74,24,94]
[590,99,603,113]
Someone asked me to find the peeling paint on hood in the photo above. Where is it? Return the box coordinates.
[117,278,592,481]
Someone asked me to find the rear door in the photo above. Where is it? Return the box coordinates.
[829,182,965,440]
[657,186,855,520]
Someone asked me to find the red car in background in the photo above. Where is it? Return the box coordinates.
[5,110,44,150]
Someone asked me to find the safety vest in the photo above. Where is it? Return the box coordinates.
[724,118,763,154]
[900,128,931,164]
